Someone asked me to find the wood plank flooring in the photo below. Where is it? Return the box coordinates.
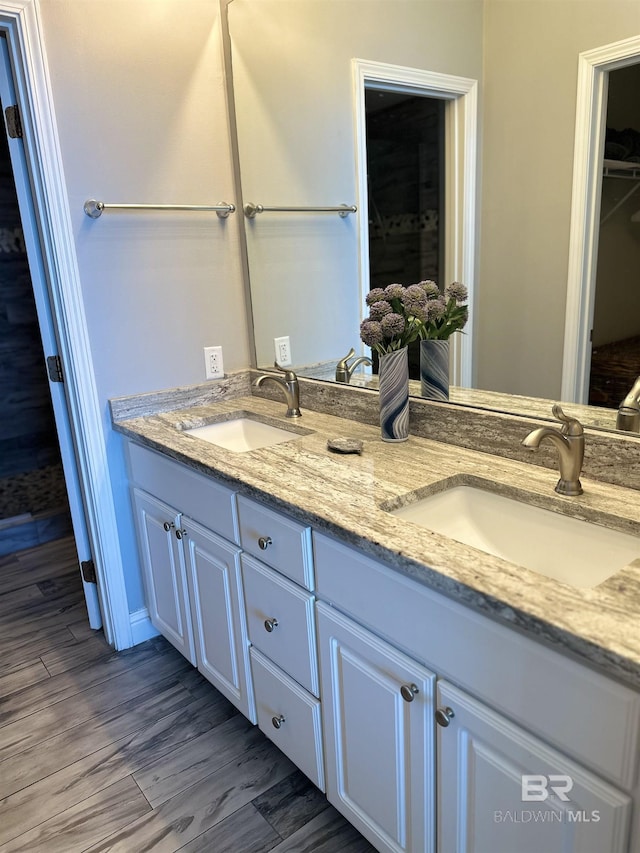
[0,536,375,852]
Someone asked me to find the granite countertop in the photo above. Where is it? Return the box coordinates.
[113,395,640,691]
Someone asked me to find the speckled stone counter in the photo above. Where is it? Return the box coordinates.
[112,395,640,691]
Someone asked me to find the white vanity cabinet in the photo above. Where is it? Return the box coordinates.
[313,531,640,853]
[131,487,196,665]
[238,495,324,790]
[128,442,255,722]
[181,517,255,721]
[317,601,436,853]
[437,680,631,853]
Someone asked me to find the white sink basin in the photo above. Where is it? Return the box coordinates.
[390,485,640,588]
[183,417,302,453]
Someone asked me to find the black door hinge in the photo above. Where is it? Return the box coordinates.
[5,105,23,139]
[46,355,64,383]
[81,559,97,584]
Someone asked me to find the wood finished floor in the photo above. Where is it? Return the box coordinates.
[0,535,376,852]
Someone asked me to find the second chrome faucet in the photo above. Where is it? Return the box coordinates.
[522,404,584,496]
[254,362,301,418]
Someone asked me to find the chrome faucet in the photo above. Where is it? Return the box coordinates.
[521,404,584,496]
[335,347,373,383]
[616,376,640,432]
[254,362,301,418]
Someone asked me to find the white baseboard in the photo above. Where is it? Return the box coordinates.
[129,607,160,645]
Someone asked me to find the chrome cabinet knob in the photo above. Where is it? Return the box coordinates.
[400,683,419,702]
[258,536,272,551]
[264,617,279,633]
[175,528,187,540]
[272,714,285,729]
[163,521,175,532]
[435,706,455,727]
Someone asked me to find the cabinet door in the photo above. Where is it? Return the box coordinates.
[317,601,436,853]
[131,488,195,664]
[183,517,256,723]
[437,681,631,853]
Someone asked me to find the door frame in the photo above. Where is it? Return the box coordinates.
[0,0,131,647]
[353,59,478,387]
[563,34,640,403]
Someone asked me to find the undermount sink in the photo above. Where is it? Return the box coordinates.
[389,484,640,589]
[183,415,304,453]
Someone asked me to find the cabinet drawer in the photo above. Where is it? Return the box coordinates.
[314,532,640,790]
[242,555,318,696]
[127,441,238,543]
[237,495,313,589]
[250,646,324,791]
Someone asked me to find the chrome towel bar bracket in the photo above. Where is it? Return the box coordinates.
[83,199,236,219]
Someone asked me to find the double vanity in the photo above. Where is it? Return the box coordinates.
[112,380,640,853]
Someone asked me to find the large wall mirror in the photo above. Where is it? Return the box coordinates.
[226,0,640,435]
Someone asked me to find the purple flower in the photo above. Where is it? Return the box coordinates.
[384,283,405,301]
[369,299,393,320]
[445,281,468,303]
[380,312,405,339]
[366,288,386,306]
[418,280,440,299]
[426,296,446,321]
[411,303,429,324]
[359,318,383,347]
[401,284,428,314]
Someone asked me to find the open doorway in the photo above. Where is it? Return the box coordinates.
[588,63,640,408]
[365,90,445,378]
[0,110,73,555]
[0,32,102,630]
[353,59,477,388]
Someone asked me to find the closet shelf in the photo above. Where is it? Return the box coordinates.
[603,159,640,180]
[601,160,640,225]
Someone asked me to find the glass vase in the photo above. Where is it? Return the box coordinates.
[378,346,410,442]
[420,339,449,401]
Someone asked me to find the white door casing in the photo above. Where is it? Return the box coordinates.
[353,59,478,387]
[563,35,640,404]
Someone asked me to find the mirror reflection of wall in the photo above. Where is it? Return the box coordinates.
[228,0,483,373]
[589,63,640,408]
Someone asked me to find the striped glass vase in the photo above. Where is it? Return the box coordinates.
[420,339,449,401]
[378,346,409,442]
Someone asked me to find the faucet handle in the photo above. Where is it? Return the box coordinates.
[273,360,298,381]
[336,348,356,369]
[552,403,583,436]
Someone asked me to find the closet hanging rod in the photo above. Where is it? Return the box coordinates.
[83,199,236,219]
[243,202,357,219]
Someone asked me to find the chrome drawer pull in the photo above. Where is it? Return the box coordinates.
[258,536,272,550]
[163,521,175,532]
[264,617,279,633]
[400,683,419,702]
[435,706,455,727]
[272,714,285,729]
[175,528,187,540]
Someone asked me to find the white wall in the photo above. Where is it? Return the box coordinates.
[38,0,249,612]
[229,0,484,369]
[478,0,640,399]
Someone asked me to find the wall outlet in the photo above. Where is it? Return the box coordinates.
[203,346,224,379]
[274,336,292,366]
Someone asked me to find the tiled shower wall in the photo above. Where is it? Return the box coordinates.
[0,112,71,555]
